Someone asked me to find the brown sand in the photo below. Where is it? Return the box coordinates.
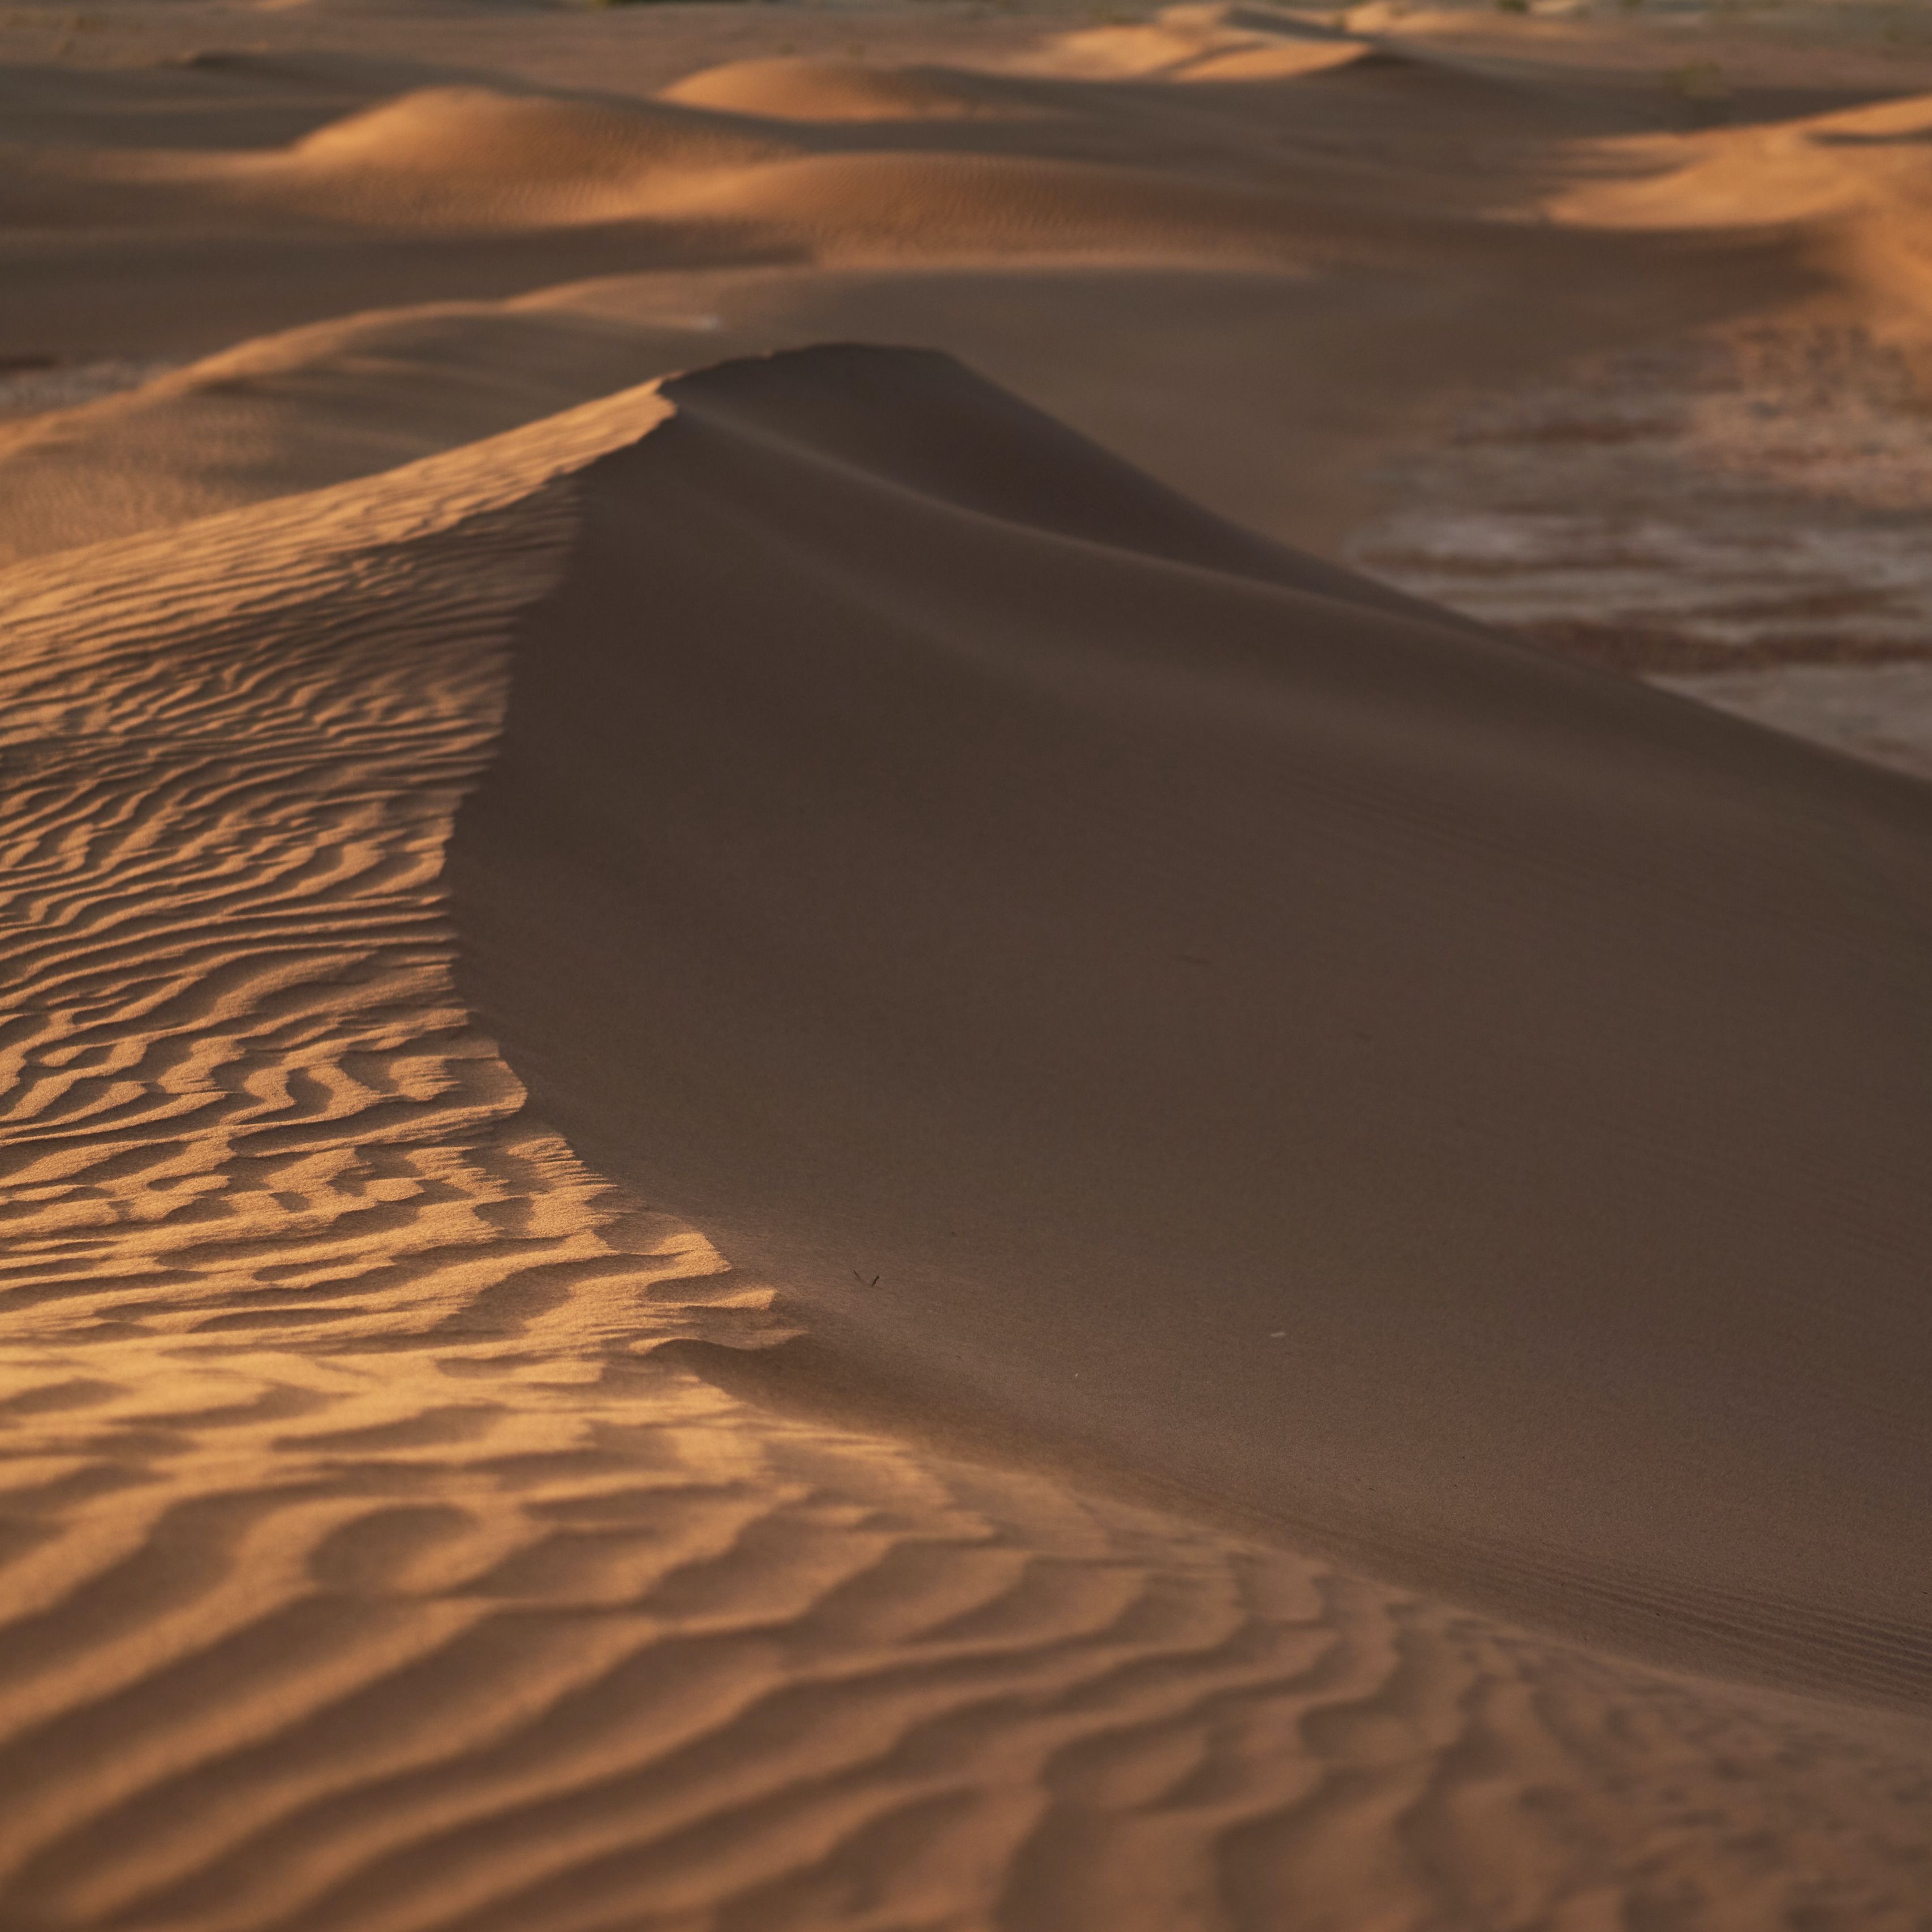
[5,2,1932,1926]
[7,0,1916,567]
[449,340,1932,1707]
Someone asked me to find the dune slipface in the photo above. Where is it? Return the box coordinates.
[451,344,1932,1708]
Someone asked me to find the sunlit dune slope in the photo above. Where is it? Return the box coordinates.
[3,334,1931,1931]
[450,344,1932,1709]
[0,300,679,567]
[115,70,1514,250]
[6,1,1932,1923]
[1543,88,1932,324]
[16,2,1925,588]
[11,6,1856,317]
[659,58,1041,123]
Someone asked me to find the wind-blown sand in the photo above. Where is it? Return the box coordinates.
[5,2,1932,1926]
[450,339,1932,1706]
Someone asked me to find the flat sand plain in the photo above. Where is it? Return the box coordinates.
[4,1,1932,1927]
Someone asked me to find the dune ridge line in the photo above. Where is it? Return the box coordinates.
[1,337,1930,1931]
[451,341,1932,1713]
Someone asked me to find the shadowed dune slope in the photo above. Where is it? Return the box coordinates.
[451,344,1932,1709]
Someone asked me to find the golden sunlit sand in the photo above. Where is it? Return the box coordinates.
[3,0,1932,1926]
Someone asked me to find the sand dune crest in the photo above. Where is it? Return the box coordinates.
[8,0,1932,1912]
[659,58,1036,124]
[1,337,1930,1929]
[451,343,1932,1710]
[188,85,796,227]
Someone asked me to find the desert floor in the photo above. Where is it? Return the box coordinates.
[3,0,1932,1927]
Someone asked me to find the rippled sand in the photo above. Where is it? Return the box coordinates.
[5,2,1932,1926]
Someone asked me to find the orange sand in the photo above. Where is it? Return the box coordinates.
[4,2,1932,1926]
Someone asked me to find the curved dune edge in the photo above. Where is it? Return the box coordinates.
[658,58,1047,123]
[1,348,1930,1930]
[123,81,1362,260]
[450,344,1932,1714]
[84,23,1929,259]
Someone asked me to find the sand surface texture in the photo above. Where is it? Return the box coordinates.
[5,1,1932,1927]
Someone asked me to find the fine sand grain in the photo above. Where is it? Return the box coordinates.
[5,2,1932,1926]
[3,358,1930,1932]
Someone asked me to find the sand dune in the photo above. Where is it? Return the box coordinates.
[1021,24,1375,83]
[0,300,684,565]
[450,343,1932,1711]
[109,54,1582,252]
[6,3,1932,1925]
[1545,88,1932,232]
[0,14,1851,568]
[660,58,1040,123]
[2,347,1929,1932]
[206,86,794,227]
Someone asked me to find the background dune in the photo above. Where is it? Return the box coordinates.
[659,57,1051,121]
[2,0,1924,678]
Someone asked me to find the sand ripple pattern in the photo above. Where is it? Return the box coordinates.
[1,401,1929,1930]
